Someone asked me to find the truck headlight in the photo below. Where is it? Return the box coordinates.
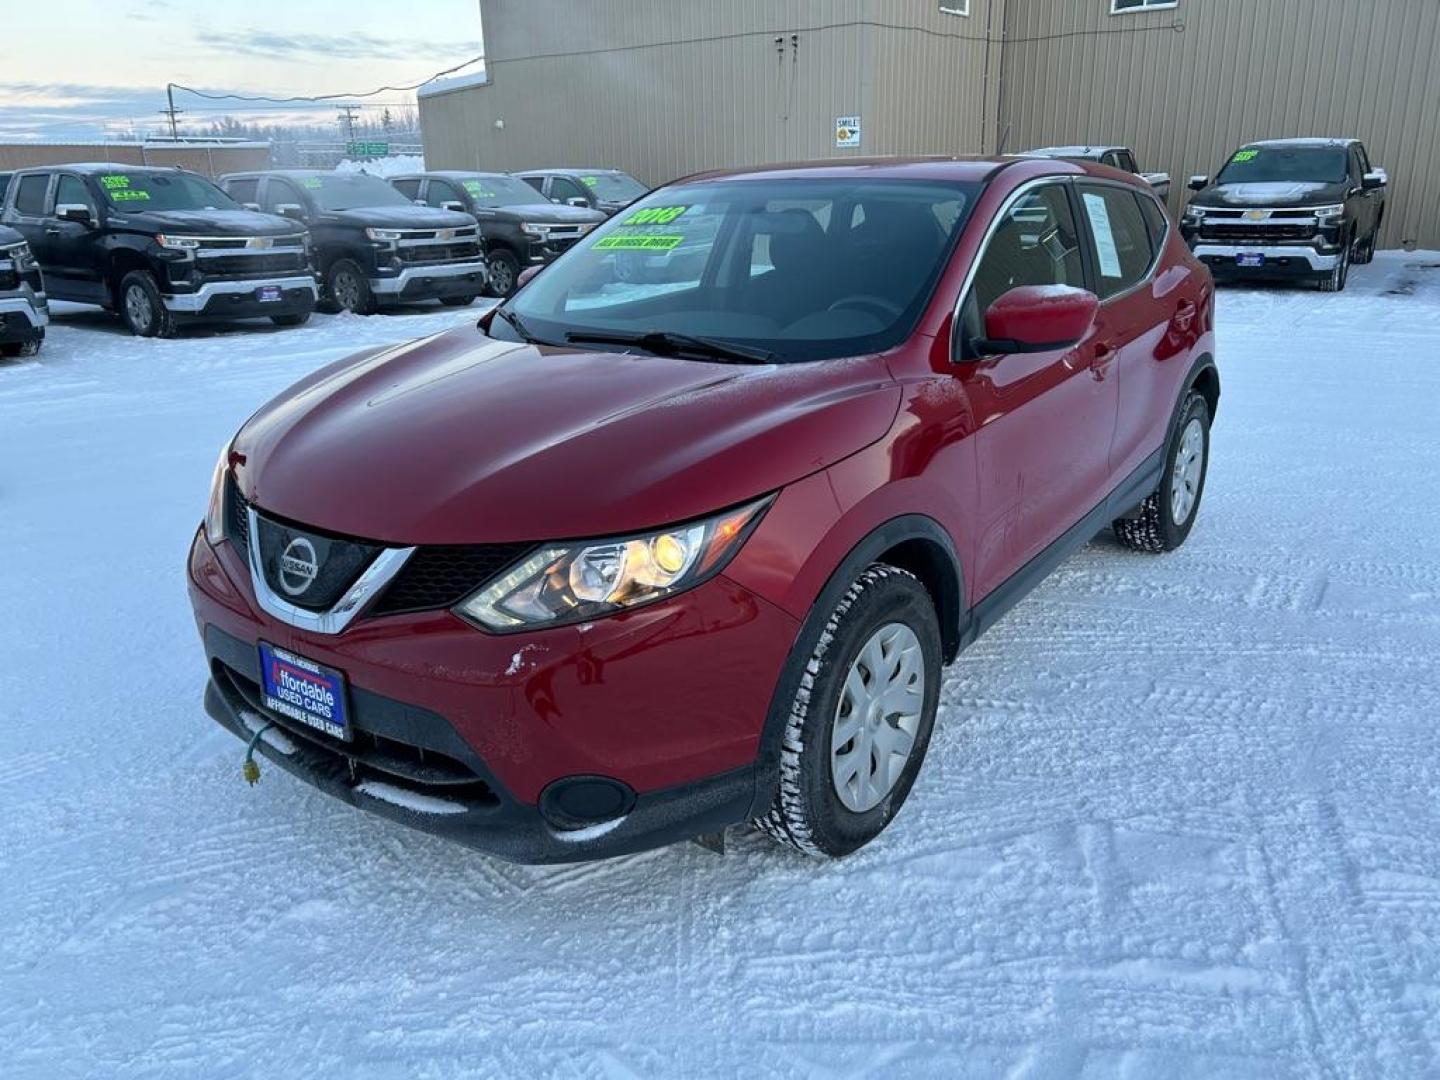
[1312,204,1345,222]
[365,228,404,241]
[455,497,772,631]
[156,234,203,251]
[521,223,550,238]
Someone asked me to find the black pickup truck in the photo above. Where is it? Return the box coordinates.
[1181,138,1387,292]
[512,168,649,217]
[0,222,47,357]
[0,164,316,337]
[389,171,604,296]
[219,170,487,313]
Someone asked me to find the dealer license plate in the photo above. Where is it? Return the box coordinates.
[256,285,283,302]
[258,642,350,740]
[1236,252,1266,268]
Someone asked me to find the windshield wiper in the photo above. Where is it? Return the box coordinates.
[493,306,541,344]
[565,329,775,365]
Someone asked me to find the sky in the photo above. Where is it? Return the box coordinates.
[1,0,484,141]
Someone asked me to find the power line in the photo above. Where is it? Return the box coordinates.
[167,54,483,105]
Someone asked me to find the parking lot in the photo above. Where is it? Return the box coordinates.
[2,253,1437,1076]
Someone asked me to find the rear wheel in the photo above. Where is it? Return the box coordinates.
[485,250,520,297]
[1112,390,1211,553]
[757,565,941,858]
[1,338,41,358]
[323,259,376,314]
[119,270,176,338]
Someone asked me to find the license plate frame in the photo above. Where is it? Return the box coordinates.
[1236,252,1266,268]
[257,642,350,741]
[256,285,284,303]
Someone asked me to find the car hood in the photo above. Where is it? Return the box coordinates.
[234,327,900,545]
[109,208,300,235]
[478,203,607,225]
[320,205,476,230]
[0,224,24,246]
[1192,180,1348,209]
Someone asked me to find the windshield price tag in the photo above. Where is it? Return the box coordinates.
[110,189,150,202]
[581,176,599,188]
[100,174,132,190]
[1230,149,1259,163]
[301,178,323,190]
[463,180,497,198]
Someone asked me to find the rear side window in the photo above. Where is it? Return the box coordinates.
[970,183,1085,314]
[1077,185,1154,298]
[1136,193,1169,250]
[226,177,259,205]
[14,174,50,216]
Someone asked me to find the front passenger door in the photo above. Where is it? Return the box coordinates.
[956,182,1115,600]
[48,173,107,303]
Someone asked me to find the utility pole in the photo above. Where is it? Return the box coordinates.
[337,104,360,143]
[160,83,183,141]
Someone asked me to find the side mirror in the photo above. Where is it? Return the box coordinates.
[241,202,262,212]
[441,200,466,213]
[1187,174,1208,191]
[275,203,306,221]
[566,197,590,208]
[413,198,427,206]
[56,203,93,226]
[1362,170,1386,191]
[972,285,1099,356]
[517,264,545,289]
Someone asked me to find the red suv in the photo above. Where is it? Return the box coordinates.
[188,157,1217,862]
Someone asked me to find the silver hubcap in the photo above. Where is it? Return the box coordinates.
[491,261,515,292]
[333,270,361,309]
[125,284,153,329]
[1170,417,1205,525]
[831,622,925,813]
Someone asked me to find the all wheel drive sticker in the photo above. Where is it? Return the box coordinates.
[594,204,691,251]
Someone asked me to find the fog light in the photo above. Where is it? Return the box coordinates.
[539,776,636,831]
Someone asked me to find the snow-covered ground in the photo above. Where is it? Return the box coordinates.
[3,255,1439,1078]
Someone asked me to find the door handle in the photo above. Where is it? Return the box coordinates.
[1091,341,1117,381]
[44,226,62,235]
[1174,299,1197,330]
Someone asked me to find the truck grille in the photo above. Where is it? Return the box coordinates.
[397,241,482,266]
[201,251,309,278]
[1200,223,1317,242]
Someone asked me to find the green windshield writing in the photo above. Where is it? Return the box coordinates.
[99,175,131,190]
[462,181,496,198]
[594,234,685,251]
[110,189,151,202]
[301,178,323,190]
[1230,149,1259,163]
[622,205,688,226]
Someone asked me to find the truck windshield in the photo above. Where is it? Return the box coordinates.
[579,171,647,202]
[306,173,412,211]
[499,177,978,363]
[461,175,546,208]
[1216,147,1349,185]
[96,172,238,210]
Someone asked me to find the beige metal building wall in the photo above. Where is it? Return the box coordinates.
[0,142,271,178]
[420,0,998,187]
[998,0,1440,248]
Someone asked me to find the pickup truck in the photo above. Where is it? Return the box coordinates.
[0,223,47,357]
[512,168,649,217]
[1180,138,1387,292]
[219,170,488,313]
[1022,146,1170,200]
[1,164,316,337]
[389,171,604,296]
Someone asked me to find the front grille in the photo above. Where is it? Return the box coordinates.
[216,662,498,803]
[397,241,482,266]
[199,251,308,279]
[371,542,534,616]
[253,514,381,613]
[1200,223,1316,242]
[0,268,16,291]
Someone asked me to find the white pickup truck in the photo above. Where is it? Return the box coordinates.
[1020,145,1171,201]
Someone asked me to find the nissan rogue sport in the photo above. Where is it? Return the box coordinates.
[188,156,1219,863]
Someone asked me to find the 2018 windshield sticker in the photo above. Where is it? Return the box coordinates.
[1231,149,1259,163]
[622,206,688,226]
[301,178,323,190]
[581,176,599,187]
[463,180,496,198]
[594,234,685,251]
[100,175,132,191]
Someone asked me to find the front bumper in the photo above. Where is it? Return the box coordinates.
[163,275,319,318]
[0,290,48,344]
[187,528,798,861]
[371,260,489,301]
[1191,243,1341,277]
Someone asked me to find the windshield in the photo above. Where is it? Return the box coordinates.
[500,177,978,363]
[96,171,237,210]
[461,175,544,208]
[305,173,411,211]
[1216,147,1348,185]
[579,171,647,202]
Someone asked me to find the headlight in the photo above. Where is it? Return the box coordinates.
[203,443,232,546]
[455,497,772,631]
[521,223,549,238]
[1182,207,1206,221]
[4,242,37,268]
[156,234,203,251]
[1312,204,1345,222]
[365,228,403,241]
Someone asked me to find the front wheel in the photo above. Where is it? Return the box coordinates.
[757,565,942,858]
[323,259,376,314]
[119,270,176,338]
[1,338,42,358]
[1112,390,1211,553]
[485,250,520,297]
[1318,241,1350,292]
